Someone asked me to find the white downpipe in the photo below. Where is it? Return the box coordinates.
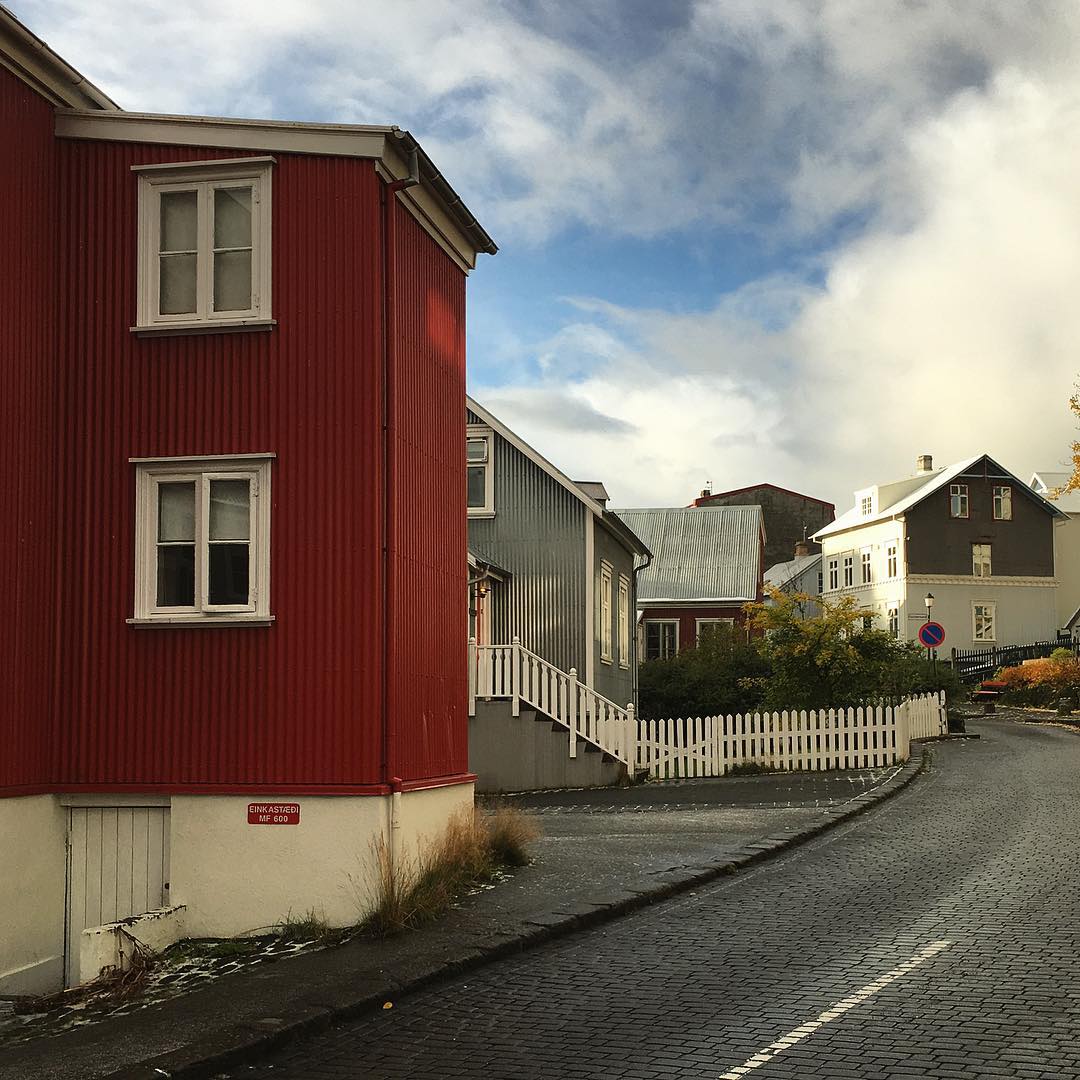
[467,636,477,717]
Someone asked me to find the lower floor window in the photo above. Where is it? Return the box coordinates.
[133,455,272,622]
[973,602,996,642]
[644,619,679,661]
[888,606,900,638]
[696,618,735,645]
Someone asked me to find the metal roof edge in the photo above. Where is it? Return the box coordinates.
[0,5,119,110]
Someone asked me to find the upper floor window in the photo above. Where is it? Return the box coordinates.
[617,575,631,668]
[886,541,898,578]
[644,620,678,661]
[134,158,273,332]
[993,486,1012,520]
[950,483,969,519]
[466,426,494,517]
[599,561,613,664]
[843,554,854,587]
[828,558,839,591]
[861,548,872,584]
[972,543,992,578]
[131,455,272,625]
[860,495,873,516]
[817,570,824,595]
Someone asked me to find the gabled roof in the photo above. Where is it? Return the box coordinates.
[467,396,650,558]
[611,505,763,603]
[764,552,822,592]
[814,454,1068,541]
[1030,471,1080,515]
[0,5,118,109]
[693,482,835,512]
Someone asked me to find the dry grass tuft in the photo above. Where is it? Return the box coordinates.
[366,805,539,935]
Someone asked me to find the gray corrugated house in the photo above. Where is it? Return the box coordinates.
[466,397,650,791]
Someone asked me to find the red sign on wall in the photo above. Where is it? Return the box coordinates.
[247,802,301,825]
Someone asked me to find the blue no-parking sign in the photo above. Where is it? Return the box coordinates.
[918,621,946,648]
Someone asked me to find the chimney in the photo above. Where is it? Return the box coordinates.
[916,454,934,474]
[794,540,810,558]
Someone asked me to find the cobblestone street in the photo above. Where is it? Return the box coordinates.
[227,721,1080,1079]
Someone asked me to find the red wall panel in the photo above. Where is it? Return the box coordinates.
[50,140,392,791]
[388,206,468,783]
[0,67,59,790]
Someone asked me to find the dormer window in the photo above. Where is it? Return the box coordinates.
[134,158,273,333]
[860,495,873,516]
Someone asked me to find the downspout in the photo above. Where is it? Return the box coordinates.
[381,139,421,866]
[630,549,652,708]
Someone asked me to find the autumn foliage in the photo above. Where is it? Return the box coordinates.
[995,651,1080,706]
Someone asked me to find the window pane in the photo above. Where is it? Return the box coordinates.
[158,482,195,542]
[157,544,195,607]
[214,187,252,248]
[160,190,197,252]
[159,253,197,314]
[213,249,252,311]
[467,465,487,508]
[209,543,250,605]
[466,438,488,463]
[209,479,250,540]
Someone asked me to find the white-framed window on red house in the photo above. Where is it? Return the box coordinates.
[644,620,678,661]
[130,454,273,625]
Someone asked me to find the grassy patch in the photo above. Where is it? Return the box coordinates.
[366,806,539,935]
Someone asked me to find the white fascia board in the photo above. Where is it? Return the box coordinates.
[639,597,756,605]
[465,395,606,519]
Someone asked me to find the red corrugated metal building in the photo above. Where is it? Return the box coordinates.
[0,9,495,992]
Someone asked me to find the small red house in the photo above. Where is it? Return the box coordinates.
[0,10,495,991]
[611,506,766,658]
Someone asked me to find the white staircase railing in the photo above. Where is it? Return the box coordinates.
[468,637,636,768]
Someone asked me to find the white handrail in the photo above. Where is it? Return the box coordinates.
[469,639,636,768]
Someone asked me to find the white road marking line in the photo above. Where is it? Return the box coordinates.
[717,939,952,1079]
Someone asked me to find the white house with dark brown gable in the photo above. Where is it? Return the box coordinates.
[1030,471,1080,631]
[814,455,1067,651]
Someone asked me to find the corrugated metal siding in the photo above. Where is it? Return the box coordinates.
[613,506,763,602]
[467,434,587,674]
[0,67,59,791]
[51,140,388,789]
[388,204,468,782]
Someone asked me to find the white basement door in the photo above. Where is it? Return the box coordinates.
[65,806,171,986]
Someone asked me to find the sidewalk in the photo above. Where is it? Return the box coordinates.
[0,751,930,1080]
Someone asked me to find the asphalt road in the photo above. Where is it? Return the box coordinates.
[231,720,1080,1079]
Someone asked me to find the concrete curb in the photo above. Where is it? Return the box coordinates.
[108,744,933,1080]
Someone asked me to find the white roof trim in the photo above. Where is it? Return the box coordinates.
[466,396,606,518]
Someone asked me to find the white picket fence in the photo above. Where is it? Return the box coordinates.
[468,637,636,767]
[637,692,947,780]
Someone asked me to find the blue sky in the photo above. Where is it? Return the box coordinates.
[19,0,1080,509]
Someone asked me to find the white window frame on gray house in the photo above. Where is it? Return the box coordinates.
[950,483,969,519]
[466,425,494,518]
[617,574,630,669]
[130,454,273,626]
[599,560,613,664]
[134,158,274,333]
[644,619,678,661]
[993,486,1012,521]
[972,543,992,578]
[973,601,996,642]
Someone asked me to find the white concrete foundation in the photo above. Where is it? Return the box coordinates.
[0,794,67,996]
[79,905,187,985]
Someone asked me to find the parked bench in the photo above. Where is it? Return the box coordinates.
[973,684,1003,714]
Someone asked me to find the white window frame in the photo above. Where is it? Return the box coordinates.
[950,483,969,519]
[828,557,839,591]
[861,548,872,584]
[993,486,1012,521]
[131,454,273,625]
[466,425,495,518]
[617,575,630,669]
[843,553,854,588]
[696,617,735,644]
[886,541,898,579]
[134,157,274,333]
[599,561,613,664]
[860,495,873,516]
[972,543,992,578]
[973,602,996,643]
[644,619,679,661]
[887,605,900,639]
